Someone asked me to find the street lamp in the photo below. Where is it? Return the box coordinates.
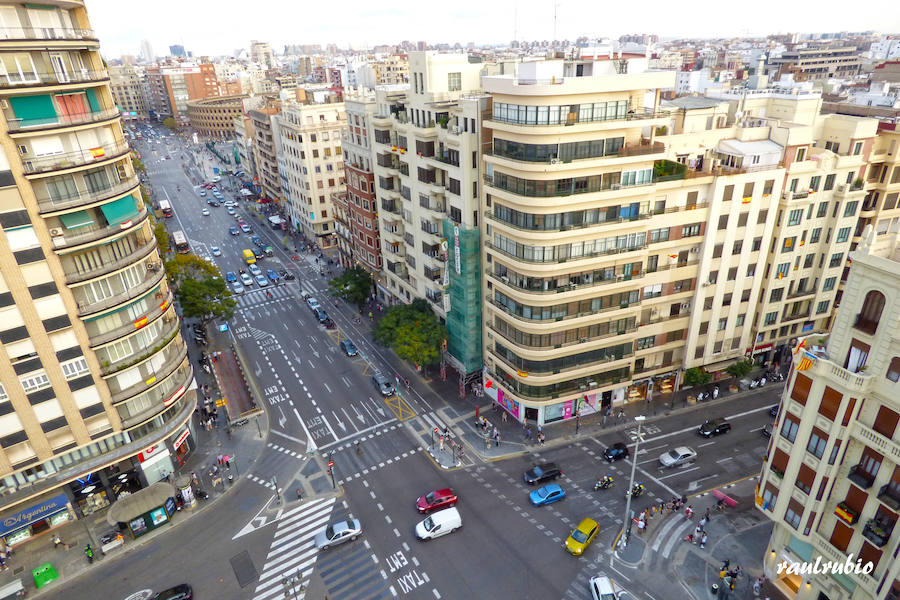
[281,569,303,600]
[618,415,646,551]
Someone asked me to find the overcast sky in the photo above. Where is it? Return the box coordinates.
[85,0,900,59]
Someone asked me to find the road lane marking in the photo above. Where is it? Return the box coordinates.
[658,466,700,480]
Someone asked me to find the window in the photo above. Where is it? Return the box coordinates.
[712,244,723,258]
[784,502,803,530]
[682,224,700,237]
[818,386,843,421]
[810,175,821,191]
[887,358,900,383]
[718,214,729,230]
[717,318,727,331]
[736,314,745,326]
[757,209,768,224]
[732,240,742,255]
[855,290,885,334]
[782,237,795,253]
[807,429,828,459]
[61,358,88,380]
[803,254,814,268]
[770,288,783,302]
[829,252,844,268]
[20,371,50,393]
[781,414,799,442]
[764,311,778,326]
[752,237,762,252]
[637,336,655,350]
[810,227,821,243]
[795,147,807,162]
[787,209,803,226]
[447,72,461,91]
[649,228,669,243]
[853,141,863,156]
[824,174,835,190]
[776,263,790,279]
[746,264,756,277]
[843,201,858,217]
[727,267,737,281]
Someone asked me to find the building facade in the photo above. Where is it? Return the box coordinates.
[0,0,195,546]
[186,95,247,140]
[757,228,900,600]
[770,46,863,82]
[275,101,346,246]
[249,106,282,201]
[109,65,149,120]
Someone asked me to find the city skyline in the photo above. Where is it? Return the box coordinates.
[86,0,900,59]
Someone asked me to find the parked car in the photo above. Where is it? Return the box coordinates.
[769,405,779,418]
[603,442,630,462]
[698,419,732,438]
[565,518,599,556]
[414,507,461,541]
[229,226,239,236]
[251,235,264,247]
[240,223,252,233]
[225,271,237,283]
[416,488,458,513]
[313,308,329,323]
[279,269,296,281]
[523,462,561,485]
[199,189,206,197]
[248,264,262,276]
[306,297,321,311]
[340,339,358,357]
[762,422,774,438]
[314,519,361,550]
[253,247,265,259]
[529,483,566,506]
[152,584,193,600]
[659,446,697,468]
[372,372,395,396]
[201,208,210,216]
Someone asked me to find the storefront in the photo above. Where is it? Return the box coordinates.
[0,493,74,547]
[171,426,193,468]
[653,372,676,395]
[68,474,110,516]
[137,444,175,484]
[747,342,773,366]
[626,379,650,403]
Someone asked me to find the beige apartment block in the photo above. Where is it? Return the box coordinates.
[109,64,149,120]
[757,228,900,600]
[276,101,346,245]
[249,105,282,201]
[863,127,900,257]
[0,1,195,543]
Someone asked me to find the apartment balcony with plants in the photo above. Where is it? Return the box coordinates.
[57,221,158,284]
[94,305,182,377]
[44,188,146,251]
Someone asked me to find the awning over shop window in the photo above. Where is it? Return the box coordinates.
[58,210,94,230]
[100,194,140,227]
[106,481,175,526]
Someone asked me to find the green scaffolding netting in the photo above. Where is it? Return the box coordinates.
[442,220,482,375]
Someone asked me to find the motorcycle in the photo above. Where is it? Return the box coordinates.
[593,476,614,491]
[84,544,94,564]
[626,483,645,498]
[712,386,719,400]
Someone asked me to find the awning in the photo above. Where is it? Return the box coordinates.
[58,210,94,230]
[100,195,140,227]
[106,481,175,526]
[240,189,252,196]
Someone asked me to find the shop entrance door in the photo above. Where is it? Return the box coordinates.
[524,407,538,422]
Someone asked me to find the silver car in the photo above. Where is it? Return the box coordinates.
[659,446,697,468]
[314,519,362,550]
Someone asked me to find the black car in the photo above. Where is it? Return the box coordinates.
[698,418,732,438]
[340,339,359,356]
[604,442,630,462]
[523,462,561,485]
[153,584,192,600]
[314,308,330,324]
[762,422,774,438]
[253,248,265,259]
[279,269,296,281]
[769,405,779,418]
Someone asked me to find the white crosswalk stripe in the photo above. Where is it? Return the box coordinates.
[300,281,318,296]
[420,411,452,437]
[251,497,336,600]
[650,514,696,559]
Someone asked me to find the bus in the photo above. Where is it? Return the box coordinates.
[159,199,173,218]
[172,230,190,254]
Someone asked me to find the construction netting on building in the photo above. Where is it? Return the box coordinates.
[442,220,482,376]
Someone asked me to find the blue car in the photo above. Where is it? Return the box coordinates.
[225,271,237,283]
[529,483,566,506]
[266,269,279,282]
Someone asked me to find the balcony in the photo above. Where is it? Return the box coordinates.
[6,107,120,133]
[119,362,194,430]
[380,200,400,215]
[63,234,157,284]
[100,316,181,376]
[877,484,900,512]
[616,141,665,158]
[484,240,647,265]
[849,421,900,465]
[36,175,140,214]
[862,517,895,548]
[79,265,166,319]
[487,106,670,128]
[0,26,98,42]
[425,290,442,306]
[848,464,876,490]
[22,138,130,175]
[486,269,643,295]
[51,204,148,250]
[110,342,188,404]
[423,266,442,281]
[0,69,109,90]
[485,209,651,235]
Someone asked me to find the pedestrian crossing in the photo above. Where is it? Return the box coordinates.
[418,411,453,439]
[251,497,338,600]
[315,537,393,600]
[235,285,295,308]
[248,474,284,493]
[649,513,697,560]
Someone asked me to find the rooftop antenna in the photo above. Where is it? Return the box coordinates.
[553,1,560,44]
[513,1,517,43]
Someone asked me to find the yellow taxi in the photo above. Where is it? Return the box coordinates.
[565,517,599,556]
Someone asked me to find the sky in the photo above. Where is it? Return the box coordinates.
[85,0,900,59]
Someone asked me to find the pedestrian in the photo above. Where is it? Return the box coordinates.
[495,432,501,447]
[699,515,708,528]
[704,507,711,521]
[637,519,645,535]
[694,525,702,540]
[685,505,694,519]
[524,426,532,441]
[502,411,508,423]
[538,432,546,446]
[224,455,231,469]
[217,454,223,466]
[404,378,410,390]
[492,426,498,439]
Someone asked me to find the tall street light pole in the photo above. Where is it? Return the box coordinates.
[618,415,646,550]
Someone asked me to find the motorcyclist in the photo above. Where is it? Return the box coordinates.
[594,475,614,490]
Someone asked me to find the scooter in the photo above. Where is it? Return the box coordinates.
[84,544,94,564]
[626,483,645,498]
[593,476,614,490]
[696,391,707,402]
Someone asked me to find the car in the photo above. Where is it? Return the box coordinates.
[240,223,252,233]
[769,405,779,418]
[229,226,239,235]
[279,270,296,281]
[529,483,566,506]
[523,462,562,485]
[322,316,335,329]
[266,269,279,282]
[659,446,697,468]
[240,273,253,286]
[255,275,268,287]
[248,264,262,276]
[253,247,265,259]
[306,297,321,311]
[698,418,732,438]
[211,246,221,257]
[762,422,774,438]
[199,189,207,196]
[416,488,458,513]
[565,517,599,556]
[340,339,358,357]
[415,507,462,540]
[225,271,237,283]
[152,584,193,600]
[251,235,263,247]
[372,372,395,396]
[589,576,619,600]
[230,281,244,294]
[314,518,362,550]
[313,308,329,323]
[203,183,214,189]
[224,201,236,207]
[201,208,210,216]
[207,199,219,207]
[603,442,630,462]
[227,207,236,215]
[212,176,221,182]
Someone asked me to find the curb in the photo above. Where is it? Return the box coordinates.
[425,447,461,470]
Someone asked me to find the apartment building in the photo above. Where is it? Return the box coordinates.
[0,1,194,546]
[250,40,275,69]
[249,105,282,201]
[143,63,220,122]
[863,126,900,257]
[340,89,382,273]
[371,52,485,377]
[770,45,862,82]
[144,65,172,119]
[108,65,149,120]
[757,229,900,600]
[275,101,346,245]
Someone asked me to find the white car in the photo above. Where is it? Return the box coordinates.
[212,176,221,182]
[230,281,244,294]
[659,446,697,468]
[227,207,236,215]
[240,273,253,286]
[248,264,262,276]
[590,576,619,600]
[211,246,221,257]
[255,275,268,288]
[201,208,210,216]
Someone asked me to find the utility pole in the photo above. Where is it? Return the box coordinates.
[553,1,560,44]
[618,415,645,550]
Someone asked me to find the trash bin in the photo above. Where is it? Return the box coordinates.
[710,583,719,595]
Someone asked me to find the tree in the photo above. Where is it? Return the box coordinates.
[163,117,178,131]
[329,267,372,307]
[164,254,219,287]
[683,367,712,387]
[374,299,447,368]
[131,154,146,173]
[177,276,236,322]
[152,220,170,254]
[726,360,753,378]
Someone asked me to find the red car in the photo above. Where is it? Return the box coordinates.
[416,488,458,513]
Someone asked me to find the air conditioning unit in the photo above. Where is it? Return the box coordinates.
[0,99,8,110]
[146,262,160,271]
[690,247,699,253]
[550,158,560,165]
[49,227,63,237]
[680,302,691,311]
[610,184,621,190]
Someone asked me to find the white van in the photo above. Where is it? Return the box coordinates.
[415,507,461,540]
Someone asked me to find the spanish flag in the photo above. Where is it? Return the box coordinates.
[89,146,106,158]
[133,316,148,329]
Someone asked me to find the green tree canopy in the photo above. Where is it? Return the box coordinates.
[163,117,177,131]
[177,276,236,322]
[374,299,447,368]
[328,266,372,307]
[164,254,219,287]
[131,153,145,173]
[153,220,170,254]
[726,360,753,378]
[684,367,712,387]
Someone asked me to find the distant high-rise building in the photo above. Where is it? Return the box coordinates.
[140,39,154,63]
[249,40,275,69]
[169,45,186,58]
[144,63,221,122]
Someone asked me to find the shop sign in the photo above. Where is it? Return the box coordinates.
[453,226,461,275]
[0,493,69,536]
[173,428,190,450]
[746,343,773,357]
[138,446,171,468]
[164,498,176,514]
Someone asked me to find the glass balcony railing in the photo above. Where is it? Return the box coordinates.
[0,26,97,41]
[22,138,130,175]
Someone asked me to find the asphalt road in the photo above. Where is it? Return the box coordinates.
[47,124,782,600]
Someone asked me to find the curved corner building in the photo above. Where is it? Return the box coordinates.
[0,1,195,547]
